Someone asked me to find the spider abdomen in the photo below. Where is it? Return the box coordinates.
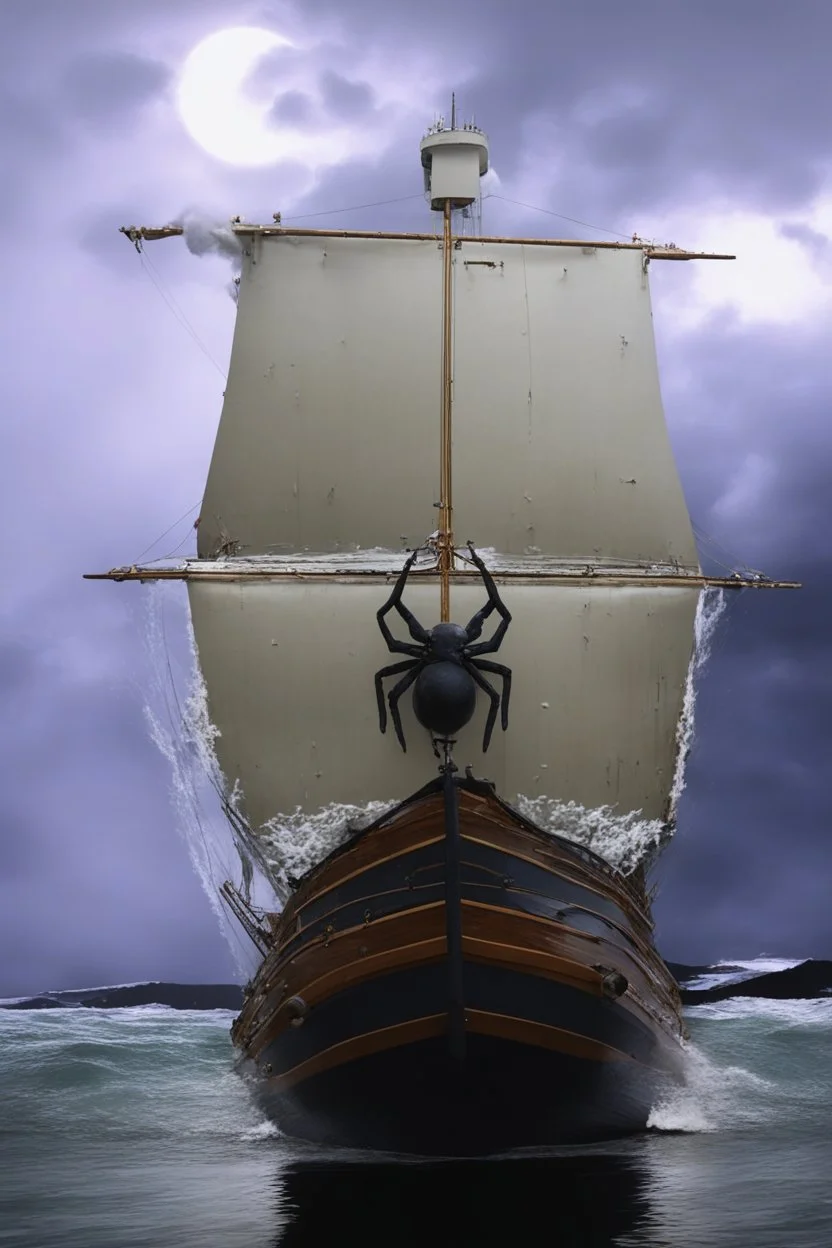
[412,661,477,737]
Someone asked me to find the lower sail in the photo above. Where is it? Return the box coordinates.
[231,775,685,1156]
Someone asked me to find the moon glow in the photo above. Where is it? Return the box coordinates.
[177,26,354,168]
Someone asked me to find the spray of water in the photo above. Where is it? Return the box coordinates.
[174,211,243,264]
[171,210,244,300]
[141,585,274,979]
[259,801,397,902]
[648,1040,773,1132]
[514,796,664,874]
[667,587,727,823]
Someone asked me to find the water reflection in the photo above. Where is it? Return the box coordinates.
[273,1149,653,1247]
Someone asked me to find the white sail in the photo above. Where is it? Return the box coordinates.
[197,236,441,559]
[188,578,696,831]
[197,235,697,568]
[187,213,702,870]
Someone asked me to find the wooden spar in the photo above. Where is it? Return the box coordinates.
[83,568,801,589]
[236,227,735,262]
[439,199,454,621]
[119,222,735,261]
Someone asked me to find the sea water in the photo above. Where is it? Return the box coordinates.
[2,963,831,1247]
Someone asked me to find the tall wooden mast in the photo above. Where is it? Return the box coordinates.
[420,106,489,620]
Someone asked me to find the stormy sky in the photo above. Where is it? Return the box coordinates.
[2,0,830,994]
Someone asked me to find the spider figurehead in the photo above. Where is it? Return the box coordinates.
[374,543,512,753]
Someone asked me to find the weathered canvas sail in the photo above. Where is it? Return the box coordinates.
[188,579,697,832]
[197,235,698,567]
[188,224,702,850]
[188,224,704,854]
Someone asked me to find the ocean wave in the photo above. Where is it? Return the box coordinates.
[648,1041,774,1133]
[686,997,832,1024]
[684,957,806,991]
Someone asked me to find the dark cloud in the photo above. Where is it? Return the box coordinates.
[655,612,832,961]
[0,620,238,996]
[320,71,375,120]
[780,221,832,261]
[269,89,316,126]
[62,52,171,125]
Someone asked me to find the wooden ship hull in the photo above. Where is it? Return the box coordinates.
[231,774,685,1155]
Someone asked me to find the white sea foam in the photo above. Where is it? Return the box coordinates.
[240,1120,283,1141]
[648,1041,774,1132]
[667,587,727,821]
[514,795,664,874]
[259,800,396,900]
[686,957,805,991]
[686,997,832,1025]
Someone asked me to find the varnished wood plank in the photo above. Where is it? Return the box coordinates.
[237,903,446,1041]
[263,1007,637,1095]
[248,941,448,1055]
[276,786,651,939]
[457,797,649,920]
[263,1014,448,1092]
[253,895,676,1041]
[464,1010,635,1063]
[283,796,445,917]
[462,905,679,1015]
[288,833,444,922]
[240,900,679,1057]
[461,900,678,1007]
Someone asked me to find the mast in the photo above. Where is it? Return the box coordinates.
[421,110,489,619]
[439,198,453,619]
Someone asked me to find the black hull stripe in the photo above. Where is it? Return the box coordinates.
[278,879,647,967]
[258,960,671,1076]
[295,837,636,932]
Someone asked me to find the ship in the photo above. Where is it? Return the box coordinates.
[89,110,796,1155]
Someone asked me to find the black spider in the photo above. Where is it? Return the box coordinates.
[374,542,512,753]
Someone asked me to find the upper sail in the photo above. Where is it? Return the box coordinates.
[198,233,698,569]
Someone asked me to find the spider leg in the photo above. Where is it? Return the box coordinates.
[387,661,425,752]
[463,542,512,656]
[464,661,501,752]
[471,658,511,730]
[377,549,431,655]
[374,660,417,735]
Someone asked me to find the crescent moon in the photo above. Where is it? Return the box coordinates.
[177,27,355,168]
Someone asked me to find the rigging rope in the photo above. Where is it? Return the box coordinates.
[281,193,425,222]
[485,194,634,241]
[692,520,758,577]
[134,500,202,565]
[138,251,228,380]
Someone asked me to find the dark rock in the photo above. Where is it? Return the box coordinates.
[663,962,716,984]
[1,982,244,1011]
[1,995,71,1010]
[679,959,832,1004]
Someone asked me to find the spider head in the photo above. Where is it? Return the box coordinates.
[428,621,467,662]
